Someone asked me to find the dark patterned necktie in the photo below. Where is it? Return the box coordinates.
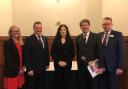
[103,32,108,47]
[83,34,87,43]
[38,36,44,48]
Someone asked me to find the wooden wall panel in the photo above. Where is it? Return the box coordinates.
[0,42,4,89]
[0,44,4,66]
[0,36,128,89]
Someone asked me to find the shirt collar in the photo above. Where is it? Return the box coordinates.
[104,30,111,35]
[35,34,42,40]
[83,31,90,36]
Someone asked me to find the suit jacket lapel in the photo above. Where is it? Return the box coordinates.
[100,32,104,41]
[99,32,104,46]
[33,34,43,49]
[33,34,45,49]
[100,30,114,47]
[80,34,86,45]
[86,32,93,44]
[9,39,19,58]
[79,32,93,45]
[107,30,114,46]
[41,36,46,49]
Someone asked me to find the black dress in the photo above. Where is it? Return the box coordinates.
[51,37,75,89]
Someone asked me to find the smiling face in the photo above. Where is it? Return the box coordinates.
[9,26,21,39]
[33,23,42,35]
[80,22,90,33]
[60,26,67,38]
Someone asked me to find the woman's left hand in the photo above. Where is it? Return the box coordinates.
[19,69,24,75]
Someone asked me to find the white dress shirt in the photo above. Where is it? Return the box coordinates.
[83,31,90,43]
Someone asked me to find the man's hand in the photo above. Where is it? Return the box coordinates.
[116,68,123,75]
[19,69,24,75]
[95,68,105,74]
[28,70,34,76]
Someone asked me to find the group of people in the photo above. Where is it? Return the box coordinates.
[3,17,124,89]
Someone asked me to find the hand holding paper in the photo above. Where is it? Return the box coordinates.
[87,59,104,78]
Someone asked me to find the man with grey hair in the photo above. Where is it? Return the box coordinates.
[98,17,124,89]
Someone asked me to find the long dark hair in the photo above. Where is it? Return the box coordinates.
[54,24,72,40]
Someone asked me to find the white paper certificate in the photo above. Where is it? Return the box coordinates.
[87,65,98,78]
[46,62,54,71]
[71,61,78,70]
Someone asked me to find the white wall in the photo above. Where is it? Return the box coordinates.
[86,0,102,33]
[0,0,12,36]
[0,0,128,36]
[12,0,102,36]
[102,0,128,36]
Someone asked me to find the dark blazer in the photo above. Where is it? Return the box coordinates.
[4,38,21,77]
[76,32,104,70]
[23,34,49,74]
[98,30,125,72]
[51,37,75,69]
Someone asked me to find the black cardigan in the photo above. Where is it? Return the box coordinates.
[51,38,75,69]
[3,38,22,77]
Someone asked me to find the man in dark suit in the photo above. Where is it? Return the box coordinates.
[76,19,104,89]
[23,21,49,89]
[98,17,125,89]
